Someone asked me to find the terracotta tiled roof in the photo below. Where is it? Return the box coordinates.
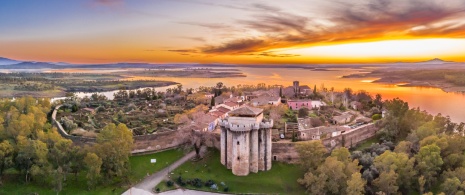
[224,102,239,107]
[216,106,231,113]
[229,106,263,117]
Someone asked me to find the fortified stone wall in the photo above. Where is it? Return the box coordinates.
[52,105,189,154]
[271,123,379,164]
[322,123,379,149]
[271,142,300,164]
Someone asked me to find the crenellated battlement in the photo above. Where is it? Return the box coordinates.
[219,118,273,132]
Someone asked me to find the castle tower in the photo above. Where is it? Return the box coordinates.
[293,81,300,95]
[219,106,273,176]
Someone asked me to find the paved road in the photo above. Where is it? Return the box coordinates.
[123,150,196,195]
[156,189,227,195]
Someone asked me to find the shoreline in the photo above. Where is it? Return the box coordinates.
[344,72,465,93]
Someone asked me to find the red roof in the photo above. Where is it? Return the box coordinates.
[209,111,225,118]
[224,102,239,107]
[216,106,231,113]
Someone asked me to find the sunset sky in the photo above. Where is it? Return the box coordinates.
[1,0,465,64]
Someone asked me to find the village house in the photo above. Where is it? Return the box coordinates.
[209,106,231,119]
[221,102,240,110]
[287,99,312,110]
[250,96,281,106]
[224,96,243,104]
[350,101,363,110]
[299,126,350,141]
[205,92,214,98]
[311,100,326,108]
[214,96,225,106]
[332,112,355,125]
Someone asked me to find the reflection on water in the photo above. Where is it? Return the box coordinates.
[49,67,465,123]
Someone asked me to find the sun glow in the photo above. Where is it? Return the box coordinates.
[281,38,465,62]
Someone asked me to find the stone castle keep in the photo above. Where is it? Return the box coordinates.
[219,106,273,176]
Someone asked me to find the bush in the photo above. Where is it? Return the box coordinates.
[192,178,203,188]
[372,114,382,120]
[224,187,229,192]
[166,180,174,187]
[205,180,215,187]
[155,188,160,193]
[176,176,183,185]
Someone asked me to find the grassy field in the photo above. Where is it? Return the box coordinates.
[0,149,185,195]
[163,149,306,195]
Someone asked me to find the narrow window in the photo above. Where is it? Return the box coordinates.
[237,141,240,145]
[274,156,277,161]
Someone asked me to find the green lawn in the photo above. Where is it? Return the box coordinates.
[351,136,380,151]
[0,149,185,195]
[166,149,306,195]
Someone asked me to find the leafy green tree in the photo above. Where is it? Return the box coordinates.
[84,152,102,190]
[0,140,14,183]
[298,107,309,118]
[346,172,366,195]
[95,123,133,180]
[415,144,443,189]
[373,169,398,195]
[440,177,461,195]
[16,137,49,182]
[295,140,327,171]
[373,151,416,192]
[415,121,439,140]
[382,98,410,141]
[394,141,413,155]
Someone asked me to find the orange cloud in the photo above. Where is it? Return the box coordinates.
[171,0,465,57]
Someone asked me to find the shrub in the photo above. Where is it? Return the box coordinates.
[224,187,229,192]
[176,176,183,185]
[166,180,174,187]
[372,114,382,120]
[192,178,203,188]
[155,188,160,193]
[205,180,215,187]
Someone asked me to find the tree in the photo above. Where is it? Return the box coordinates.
[0,140,14,184]
[347,172,366,195]
[419,175,426,194]
[84,153,102,190]
[373,170,398,195]
[95,123,133,180]
[440,177,461,195]
[382,98,410,141]
[298,107,309,118]
[313,85,317,96]
[295,140,327,171]
[415,144,443,189]
[15,138,49,182]
[299,157,346,194]
[373,151,416,192]
[215,82,223,97]
[300,155,361,195]
[374,94,383,109]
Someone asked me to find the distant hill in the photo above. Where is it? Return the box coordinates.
[0,62,64,69]
[420,58,452,64]
[0,57,21,65]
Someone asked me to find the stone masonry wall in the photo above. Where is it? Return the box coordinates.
[271,142,300,164]
[322,123,379,149]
